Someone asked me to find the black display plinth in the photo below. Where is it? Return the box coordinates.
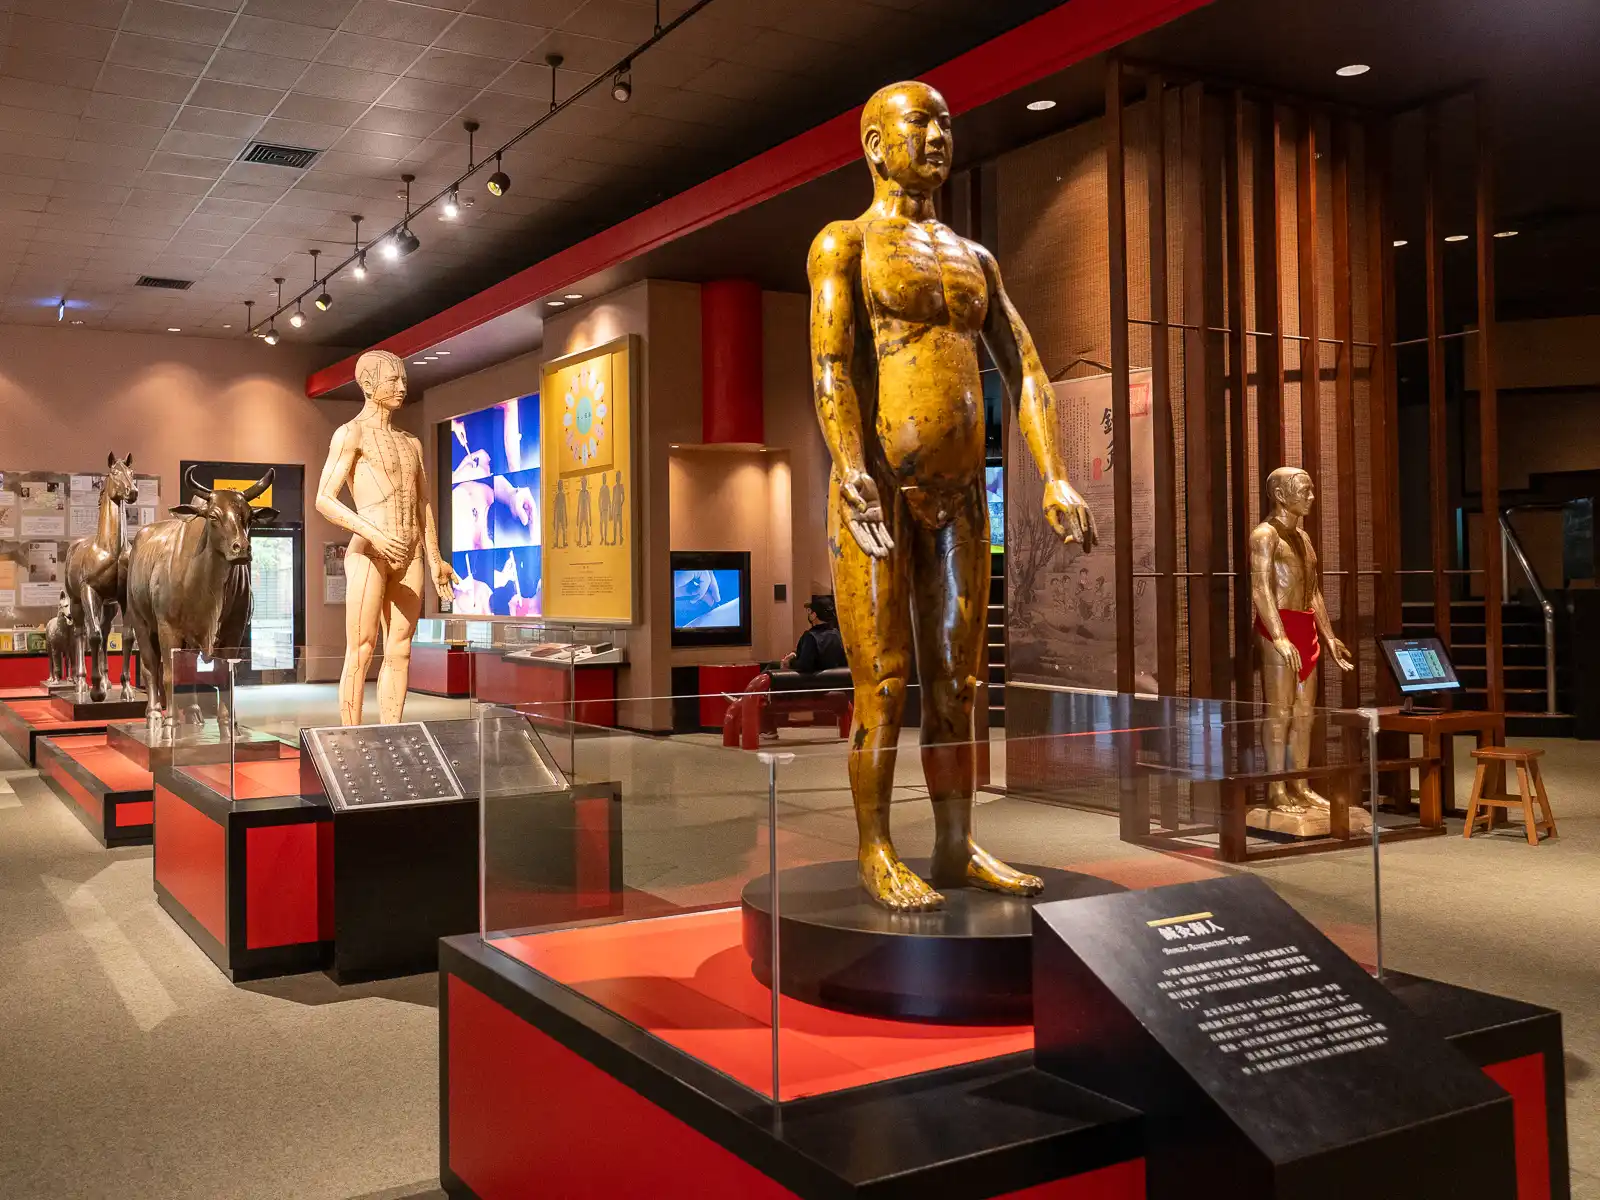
[742,859,1124,1023]
[1033,875,1517,1199]
[47,686,148,721]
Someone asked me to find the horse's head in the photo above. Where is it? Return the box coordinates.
[105,452,138,506]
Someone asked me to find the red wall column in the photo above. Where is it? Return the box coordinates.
[701,279,764,445]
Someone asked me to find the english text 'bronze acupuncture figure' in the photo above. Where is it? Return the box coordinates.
[1247,467,1370,836]
[809,80,1096,912]
[317,350,455,726]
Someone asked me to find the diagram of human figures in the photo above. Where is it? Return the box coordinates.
[550,469,625,549]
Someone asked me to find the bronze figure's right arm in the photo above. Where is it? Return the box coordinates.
[1248,523,1299,675]
[808,220,893,559]
[315,424,405,564]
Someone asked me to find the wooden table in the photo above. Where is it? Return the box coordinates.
[1376,708,1505,829]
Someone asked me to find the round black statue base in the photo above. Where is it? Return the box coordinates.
[740,859,1125,1024]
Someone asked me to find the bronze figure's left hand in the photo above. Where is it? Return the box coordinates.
[1328,636,1355,673]
[1043,477,1097,549]
[433,559,459,606]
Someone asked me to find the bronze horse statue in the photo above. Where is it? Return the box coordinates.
[44,592,81,687]
[125,467,275,726]
[64,453,138,702]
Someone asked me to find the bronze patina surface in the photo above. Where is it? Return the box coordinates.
[807,80,1096,911]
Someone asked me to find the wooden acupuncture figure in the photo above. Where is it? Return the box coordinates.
[1247,466,1369,834]
[317,350,454,725]
[808,80,1097,912]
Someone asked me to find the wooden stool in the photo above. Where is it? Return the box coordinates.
[1464,747,1557,844]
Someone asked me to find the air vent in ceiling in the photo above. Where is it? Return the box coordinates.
[135,275,194,290]
[238,141,320,170]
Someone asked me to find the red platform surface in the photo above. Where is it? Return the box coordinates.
[46,732,154,828]
[0,685,46,699]
[4,699,108,733]
[177,754,302,800]
[491,908,1033,1100]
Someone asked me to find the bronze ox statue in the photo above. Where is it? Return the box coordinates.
[125,467,275,725]
[63,453,139,701]
[45,592,80,687]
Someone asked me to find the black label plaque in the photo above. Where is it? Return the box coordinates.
[1032,875,1515,1199]
[303,723,462,811]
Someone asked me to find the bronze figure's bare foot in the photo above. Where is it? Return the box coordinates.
[1290,784,1332,811]
[859,844,945,912]
[931,840,1044,896]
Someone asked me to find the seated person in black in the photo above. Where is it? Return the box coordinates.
[782,595,847,673]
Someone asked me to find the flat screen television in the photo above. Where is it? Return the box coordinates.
[671,550,752,647]
[441,393,542,617]
[985,463,1004,552]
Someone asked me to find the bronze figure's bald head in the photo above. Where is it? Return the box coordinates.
[860,80,952,193]
[1265,465,1315,517]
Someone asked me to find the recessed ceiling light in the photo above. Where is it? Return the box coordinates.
[1392,239,1408,247]
[1494,229,1518,238]
[436,350,450,356]
[1026,99,1056,112]
[412,360,427,366]
[564,293,583,300]
[547,299,565,307]
[223,323,232,328]
[167,327,181,332]
[1336,64,1370,77]
[1445,234,1469,243]
[70,319,83,325]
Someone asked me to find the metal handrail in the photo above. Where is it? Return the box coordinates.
[1499,510,1558,715]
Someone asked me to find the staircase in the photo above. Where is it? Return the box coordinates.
[1399,599,1573,736]
[987,550,1006,728]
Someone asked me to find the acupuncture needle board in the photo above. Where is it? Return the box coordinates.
[303,723,462,811]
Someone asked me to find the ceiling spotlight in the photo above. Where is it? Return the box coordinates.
[1026,99,1056,111]
[265,279,284,343]
[1336,64,1371,77]
[1445,234,1470,243]
[382,237,400,262]
[442,187,460,220]
[1494,229,1519,238]
[611,63,632,103]
[395,227,420,256]
[487,152,510,197]
[264,326,280,346]
[350,215,367,279]
[564,293,583,300]
[289,303,305,329]
[1393,239,1409,247]
[315,290,332,311]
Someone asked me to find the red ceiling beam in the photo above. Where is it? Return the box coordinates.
[307,0,1213,398]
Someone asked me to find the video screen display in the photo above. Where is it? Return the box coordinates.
[447,394,542,617]
[673,568,743,630]
[1380,635,1462,695]
[986,464,1004,551]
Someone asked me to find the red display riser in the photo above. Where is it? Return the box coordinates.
[409,645,475,699]
[471,654,617,728]
[0,699,111,765]
[152,773,332,982]
[0,653,138,689]
[36,734,152,847]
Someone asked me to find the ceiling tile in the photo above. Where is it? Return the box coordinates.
[334,128,422,160]
[0,105,79,140]
[5,173,57,194]
[107,33,217,75]
[0,153,63,180]
[222,160,315,188]
[12,0,127,31]
[66,141,152,169]
[317,32,422,76]
[342,1,459,46]
[379,76,478,115]
[680,59,793,102]
[157,129,250,160]
[56,159,144,187]
[195,196,272,219]
[174,106,269,138]
[224,16,334,61]
[434,15,547,59]
[96,64,201,104]
[84,93,182,129]
[242,0,361,29]
[0,48,105,91]
[135,172,218,196]
[274,91,368,126]
[298,64,398,104]
[466,0,584,22]
[254,117,347,151]
[558,0,655,43]
[459,90,548,126]
[124,189,201,214]
[205,185,288,208]
[43,196,124,219]
[408,48,507,87]
[122,0,235,45]
[205,49,310,91]
[75,118,169,150]
[356,106,448,138]
[6,16,119,61]
[188,80,287,116]
[0,78,92,116]
[145,151,228,179]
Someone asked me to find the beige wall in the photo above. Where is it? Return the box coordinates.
[0,323,356,656]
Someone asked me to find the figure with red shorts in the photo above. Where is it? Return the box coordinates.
[1248,466,1367,827]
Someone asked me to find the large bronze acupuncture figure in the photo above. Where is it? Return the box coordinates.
[809,81,1096,912]
[317,350,455,725]
[1248,467,1369,833]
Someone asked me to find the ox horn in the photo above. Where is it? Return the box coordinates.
[240,468,274,502]
[183,465,212,501]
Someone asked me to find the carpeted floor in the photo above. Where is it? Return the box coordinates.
[0,690,1593,1197]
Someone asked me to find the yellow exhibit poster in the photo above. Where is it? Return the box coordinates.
[540,335,637,623]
